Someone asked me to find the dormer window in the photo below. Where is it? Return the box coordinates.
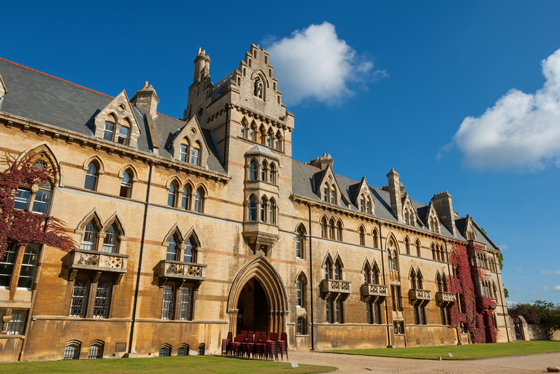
[331,186,336,204]
[367,198,372,214]
[191,143,200,166]
[103,121,115,141]
[180,144,188,162]
[323,184,329,202]
[117,119,130,145]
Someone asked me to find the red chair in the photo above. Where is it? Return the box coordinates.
[278,332,288,360]
[241,331,248,342]
[231,334,244,357]
[255,332,267,359]
[222,331,233,355]
[242,332,255,358]
[266,332,278,361]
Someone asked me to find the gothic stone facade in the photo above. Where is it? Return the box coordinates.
[0,45,510,361]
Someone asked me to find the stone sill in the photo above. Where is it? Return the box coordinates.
[32,316,132,322]
[135,318,227,324]
[0,335,24,340]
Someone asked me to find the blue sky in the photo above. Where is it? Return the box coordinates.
[2,1,560,304]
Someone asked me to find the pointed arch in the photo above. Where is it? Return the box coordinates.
[102,212,126,237]
[404,235,411,255]
[227,257,289,334]
[295,270,308,284]
[408,266,417,279]
[162,223,183,246]
[82,155,106,174]
[385,232,399,253]
[294,222,307,234]
[415,238,421,257]
[117,164,139,182]
[17,142,62,185]
[183,227,201,247]
[165,176,182,189]
[372,227,379,248]
[75,208,103,233]
[194,182,209,196]
[321,252,335,268]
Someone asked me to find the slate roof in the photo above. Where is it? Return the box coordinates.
[0,58,226,175]
[292,160,487,244]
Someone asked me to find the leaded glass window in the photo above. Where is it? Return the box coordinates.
[178,344,189,356]
[191,147,200,165]
[32,181,52,215]
[14,189,30,211]
[296,279,302,307]
[93,281,112,319]
[167,236,178,261]
[70,279,89,318]
[179,287,193,321]
[0,243,17,287]
[296,317,305,335]
[6,310,27,335]
[103,122,115,141]
[88,342,104,359]
[18,244,39,289]
[102,224,118,253]
[63,342,81,360]
[84,162,99,191]
[117,126,129,145]
[80,221,97,251]
[180,144,188,162]
[182,186,191,210]
[161,286,174,320]
[336,300,343,323]
[183,239,193,263]
[250,161,258,180]
[248,195,257,221]
[194,189,203,213]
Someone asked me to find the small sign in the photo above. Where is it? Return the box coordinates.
[291,362,299,369]
[448,353,453,358]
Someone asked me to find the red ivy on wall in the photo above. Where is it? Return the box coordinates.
[448,243,497,344]
[0,150,75,260]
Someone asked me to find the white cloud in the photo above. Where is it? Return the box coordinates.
[529,291,538,295]
[499,244,508,250]
[451,48,560,171]
[516,268,522,272]
[556,271,560,275]
[541,270,550,275]
[506,300,517,307]
[265,22,385,106]
[538,285,549,290]
[554,285,560,293]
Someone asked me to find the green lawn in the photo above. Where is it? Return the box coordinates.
[0,356,336,374]
[324,340,560,360]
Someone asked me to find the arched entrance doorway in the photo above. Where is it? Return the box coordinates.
[227,257,288,336]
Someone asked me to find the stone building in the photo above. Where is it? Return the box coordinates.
[0,45,510,361]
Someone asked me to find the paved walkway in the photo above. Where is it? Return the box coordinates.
[288,351,560,373]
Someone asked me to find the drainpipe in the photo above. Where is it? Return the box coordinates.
[377,222,391,347]
[494,251,510,342]
[223,103,230,171]
[128,162,153,356]
[308,203,315,351]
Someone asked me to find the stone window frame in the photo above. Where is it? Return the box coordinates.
[295,223,307,259]
[68,277,116,320]
[63,340,82,360]
[82,155,106,192]
[93,91,141,149]
[170,117,209,168]
[358,225,366,246]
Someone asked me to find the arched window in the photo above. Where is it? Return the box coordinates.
[159,344,171,357]
[416,271,423,289]
[194,188,204,213]
[102,223,119,253]
[416,239,421,257]
[269,163,276,184]
[331,186,336,204]
[84,161,99,191]
[248,126,255,141]
[265,131,272,147]
[103,115,116,141]
[250,160,258,180]
[249,195,257,221]
[32,180,53,215]
[360,196,366,213]
[372,229,379,248]
[405,237,411,255]
[87,340,104,359]
[359,226,365,246]
[273,136,279,150]
[178,344,190,356]
[120,170,133,198]
[337,221,343,241]
[180,140,189,162]
[184,238,195,263]
[296,226,305,259]
[269,199,276,224]
[254,77,263,98]
[372,264,380,284]
[323,184,329,202]
[392,250,398,271]
[296,278,303,307]
[80,221,98,251]
[388,252,393,271]
[432,243,437,260]
[333,260,341,280]
[320,217,327,238]
[364,263,371,284]
[366,198,372,214]
[329,219,335,240]
[166,235,178,261]
[260,197,267,222]
[117,118,130,145]
[259,127,266,145]
[276,133,283,152]
[325,261,331,279]
[182,185,191,210]
[261,161,267,181]
[168,182,178,208]
[240,122,246,138]
[63,340,81,360]
[191,142,201,166]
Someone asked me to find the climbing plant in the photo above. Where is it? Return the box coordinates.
[0,149,75,260]
[448,242,497,343]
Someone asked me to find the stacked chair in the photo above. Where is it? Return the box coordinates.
[278,332,288,360]
[241,331,255,358]
[222,330,288,361]
[221,331,232,355]
[265,332,278,361]
[255,332,267,359]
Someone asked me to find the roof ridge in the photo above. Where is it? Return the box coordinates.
[156,112,186,123]
[0,57,114,99]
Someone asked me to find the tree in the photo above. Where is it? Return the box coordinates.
[530,300,560,338]
[508,303,541,324]
[504,288,509,298]
[0,149,75,261]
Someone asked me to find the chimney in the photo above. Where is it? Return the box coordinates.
[131,81,160,118]
[387,168,404,222]
[193,48,211,83]
[431,191,456,236]
[309,153,334,171]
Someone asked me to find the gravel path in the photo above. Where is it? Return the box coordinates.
[288,351,560,373]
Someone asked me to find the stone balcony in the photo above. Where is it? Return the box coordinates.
[436,291,456,304]
[69,249,128,284]
[156,259,207,287]
[360,283,388,298]
[408,289,432,301]
[320,279,352,296]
